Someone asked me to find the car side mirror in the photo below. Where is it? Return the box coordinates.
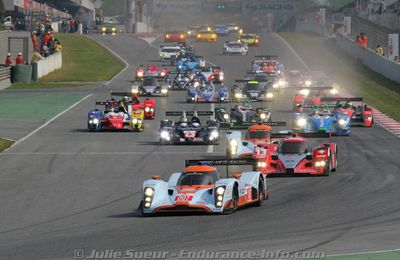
[152,175,161,180]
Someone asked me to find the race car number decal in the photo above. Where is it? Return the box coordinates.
[175,194,193,202]
[184,131,196,138]
[254,147,267,159]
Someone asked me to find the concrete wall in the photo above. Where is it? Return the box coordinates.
[336,33,400,83]
[34,52,62,79]
[296,22,326,36]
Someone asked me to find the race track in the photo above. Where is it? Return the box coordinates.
[0,32,399,260]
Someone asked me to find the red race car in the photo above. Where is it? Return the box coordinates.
[135,65,170,81]
[110,91,156,119]
[164,31,186,43]
[254,133,338,177]
[321,97,373,127]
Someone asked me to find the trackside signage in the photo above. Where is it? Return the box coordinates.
[153,0,202,14]
[242,0,296,14]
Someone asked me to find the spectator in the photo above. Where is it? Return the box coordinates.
[16,53,24,65]
[5,53,12,67]
[356,35,363,47]
[375,45,384,56]
[74,19,79,33]
[32,31,39,52]
[360,32,368,48]
[70,18,75,33]
[31,52,43,63]
[54,39,62,52]
[42,45,50,58]
[43,30,53,45]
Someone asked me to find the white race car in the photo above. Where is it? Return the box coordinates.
[223,41,248,55]
[159,44,182,60]
[139,158,267,215]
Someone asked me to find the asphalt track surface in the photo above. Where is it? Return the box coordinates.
[0,33,400,260]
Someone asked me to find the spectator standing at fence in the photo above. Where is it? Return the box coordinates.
[31,31,39,52]
[31,52,43,63]
[5,53,12,67]
[43,30,53,46]
[74,19,79,33]
[39,23,45,37]
[376,45,384,56]
[16,53,24,65]
[360,32,368,48]
[70,19,75,33]
[54,39,62,52]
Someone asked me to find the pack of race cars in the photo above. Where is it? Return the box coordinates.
[87,23,375,216]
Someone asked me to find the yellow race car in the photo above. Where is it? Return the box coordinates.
[130,109,145,132]
[238,33,259,46]
[196,31,217,42]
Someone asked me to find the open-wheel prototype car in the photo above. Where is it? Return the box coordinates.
[139,158,267,215]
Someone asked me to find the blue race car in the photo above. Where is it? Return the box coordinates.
[291,104,351,136]
[213,25,229,35]
[186,81,228,103]
[176,54,202,71]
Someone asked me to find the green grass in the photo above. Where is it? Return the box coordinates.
[0,24,5,31]
[40,33,124,82]
[279,32,400,121]
[0,138,13,152]
[326,250,400,260]
[0,92,85,120]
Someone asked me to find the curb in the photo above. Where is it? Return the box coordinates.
[372,109,400,137]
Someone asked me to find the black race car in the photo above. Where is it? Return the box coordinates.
[159,111,220,145]
[214,100,271,129]
[131,76,170,96]
[232,79,274,101]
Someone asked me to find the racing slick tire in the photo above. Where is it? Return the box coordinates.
[332,148,338,172]
[224,185,239,215]
[255,178,265,207]
[323,157,332,176]
[138,201,147,217]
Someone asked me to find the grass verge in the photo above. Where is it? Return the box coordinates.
[10,33,124,89]
[0,138,14,152]
[279,32,400,121]
[9,82,82,89]
[0,92,85,120]
[326,250,400,260]
[41,33,124,82]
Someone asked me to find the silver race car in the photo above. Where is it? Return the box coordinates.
[223,41,248,55]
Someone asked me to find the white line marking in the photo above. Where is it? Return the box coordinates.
[327,248,400,257]
[4,94,92,152]
[272,33,310,70]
